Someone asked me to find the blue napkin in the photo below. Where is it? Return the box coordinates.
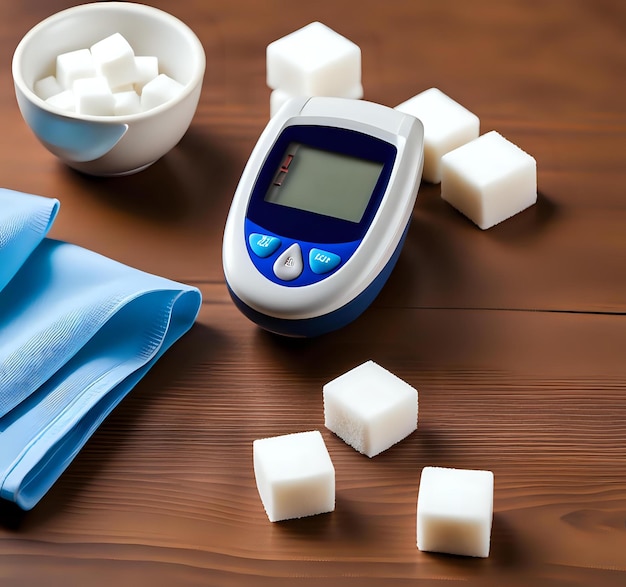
[0,189,202,510]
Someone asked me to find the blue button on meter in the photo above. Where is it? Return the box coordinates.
[309,249,341,274]
[249,233,281,258]
[222,96,424,337]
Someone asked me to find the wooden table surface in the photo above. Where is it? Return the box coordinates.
[1,1,625,585]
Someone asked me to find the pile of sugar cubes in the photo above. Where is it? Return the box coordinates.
[252,360,494,558]
[251,23,545,555]
[266,21,363,117]
[34,33,184,116]
[266,22,536,228]
[396,87,537,230]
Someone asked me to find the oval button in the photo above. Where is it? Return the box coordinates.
[309,248,341,274]
[249,233,281,258]
[273,243,303,281]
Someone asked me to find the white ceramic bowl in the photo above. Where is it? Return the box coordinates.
[12,2,205,176]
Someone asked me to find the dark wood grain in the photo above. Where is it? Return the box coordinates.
[1,1,625,585]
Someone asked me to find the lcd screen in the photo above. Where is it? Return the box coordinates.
[264,142,385,223]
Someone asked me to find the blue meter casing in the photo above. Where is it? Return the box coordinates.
[222,97,424,337]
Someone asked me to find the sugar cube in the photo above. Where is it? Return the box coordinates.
[90,33,137,89]
[253,430,335,522]
[267,22,361,96]
[134,55,159,92]
[113,90,142,116]
[45,89,75,112]
[34,75,62,101]
[270,83,364,117]
[56,48,96,90]
[441,130,537,229]
[111,83,135,93]
[73,77,115,116]
[396,88,480,184]
[141,74,184,111]
[416,466,494,558]
[323,361,418,458]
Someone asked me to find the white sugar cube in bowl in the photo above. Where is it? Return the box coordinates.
[141,74,185,111]
[113,90,142,116]
[34,75,62,101]
[90,32,138,89]
[55,48,96,90]
[12,2,205,176]
[45,90,75,112]
[323,360,418,457]
[73,77,115,116]
[134,55,159,92]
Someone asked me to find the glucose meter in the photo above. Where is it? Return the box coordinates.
[222,96,424,337]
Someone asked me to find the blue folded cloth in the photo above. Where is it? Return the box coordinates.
[0,188,202,509]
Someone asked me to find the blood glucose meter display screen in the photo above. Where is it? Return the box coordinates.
[264,142,385,223]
